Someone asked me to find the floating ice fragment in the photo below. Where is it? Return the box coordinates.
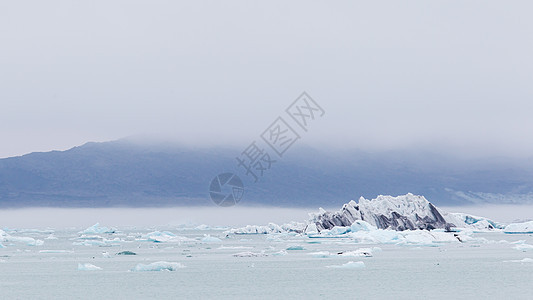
[117,251,137,255]
[79,223,115,234]
[218,246,253,250]
[326,261,365,269]
[131,261,185,272]
[233,251,267,257]
[338,248,373,257]
[4,236,44,246]
[39,250,73,253]
[286,246,305,251]
[78,263,102,271]
[309,251,332,258]
[513,244,533,252]
[271,250,288,256]
[201,235,222,243]
[504,221,533,234]
[504,258,533,263]
[195,224,211,230]
[141,231,194,243]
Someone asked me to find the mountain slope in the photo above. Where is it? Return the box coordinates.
[0,139,532,207]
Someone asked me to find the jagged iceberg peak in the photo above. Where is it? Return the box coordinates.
[310,193,454,231]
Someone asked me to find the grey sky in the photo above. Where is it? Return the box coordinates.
[1,1,532,158]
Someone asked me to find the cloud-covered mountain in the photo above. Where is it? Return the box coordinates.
[0,139,532,207]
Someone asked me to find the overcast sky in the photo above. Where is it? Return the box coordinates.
[1,1,532,159]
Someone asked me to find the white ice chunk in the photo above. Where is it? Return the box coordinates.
[141,231,195,243]
[201,234,222,243]
[513,244,533,252]
[233,251,267,257]
[45,234,58,240]
[79,223,115,234]
[338,248,373,257]
[504,258,533,263]
[504,221,533,234]
[40,250,73,253]
[309,251,333,258]
[4,236,44,246]
[78,263,102,271]
[326,261,366,269]
[286,245,305,250]
[218,246,253,250]
[271,250,288,256]
[131,261,185,272]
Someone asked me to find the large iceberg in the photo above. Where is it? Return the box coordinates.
[226,194,511,243]
[308,194,509,232]
[309,194,454,231]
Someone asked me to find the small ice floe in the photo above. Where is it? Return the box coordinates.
[79,223,115,235]
[72,235,123,247]
[0,259,6,263]
[218,246,253,250]
[130,261,185,272]
[286,245,305,251]
[140,231,195,243]
[0,243,5,248]
[233,251,267,257]
[310,248,377,259]
[504,221,533,234]
[195,224,211,230]
[4,236,44,246]
[45,234,58,240]
[39,250,73,254]
[338,248,374,257]
[326,261,366,269]
[504,258,533,263]
[102,251,111,258]
[116,251,137,256]
[78,263,102,271]
[513,244,533,252]
[226,223,286,235]
[271,250,288,256]
[201,235,222,244]
[309,251,333,258]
